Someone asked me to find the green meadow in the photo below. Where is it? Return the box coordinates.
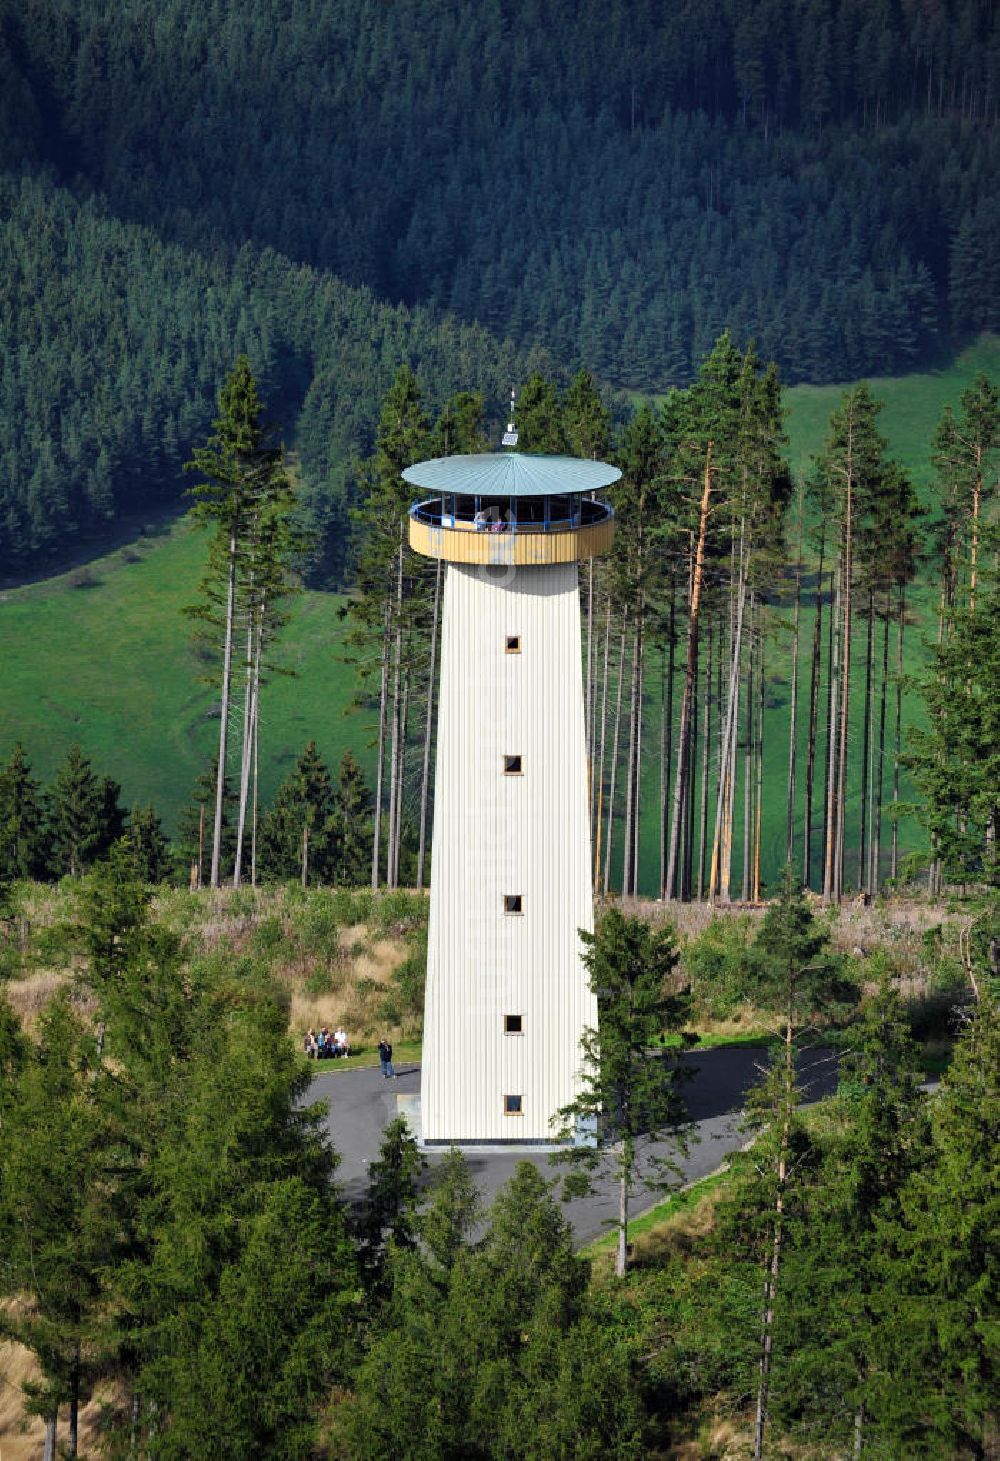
[1,337,996,888]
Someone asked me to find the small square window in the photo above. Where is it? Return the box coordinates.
[505,635,521,653]
[503,894,523,915]
[504,1014,523,1035]
[503,755,522,775]
[504,1093,523,1115]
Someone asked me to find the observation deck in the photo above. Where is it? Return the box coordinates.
[403,452,619,566]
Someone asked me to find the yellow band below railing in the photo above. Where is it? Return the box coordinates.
[408,514,615,565]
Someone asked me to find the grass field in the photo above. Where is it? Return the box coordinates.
[1,337,997,886]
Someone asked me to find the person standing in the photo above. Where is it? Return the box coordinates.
[377,1037,395,1079]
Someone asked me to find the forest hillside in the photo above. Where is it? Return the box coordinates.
[1,0,998,574]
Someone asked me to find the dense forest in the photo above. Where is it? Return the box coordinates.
[0,864,997,1457]
[1,0,998,572]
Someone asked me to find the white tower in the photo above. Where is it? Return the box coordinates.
[404,450,620,1143]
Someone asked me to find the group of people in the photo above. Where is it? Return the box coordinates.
[304,1026,350,1059]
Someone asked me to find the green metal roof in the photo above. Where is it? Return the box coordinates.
[402,452,621,498]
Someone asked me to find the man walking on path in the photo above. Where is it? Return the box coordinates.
[378,1038,395,1079]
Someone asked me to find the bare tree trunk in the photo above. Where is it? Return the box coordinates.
[710,535,748,902]
[623,626,639,897]
[211,523,238,889]
[834,471,854,900]
[233,608,255,887]
[616,1148,632,1279]
[659,586,676,897]
[859,589,874,893]
[386,536,405,888]
[666,446,713,899]
[970,459,982,610]
[44,1411,57,1461]
[786,481,805,865]
[890,589,905,882]
[604,609,629,895]
[594,598,612,890]
[754,1008,794,1461]
[742,602,755,902]
[301,822,309,889]
[250,614,262,887]
[698,616,712,899]
[69,1349,79,1458]
[633,620,644,894]
[872,600,890,894]
[392,662,410,886]
[683,633,698,901]
[803,542,826,888]
[416,559,443,890]
[371,596,391,889]
[196,805,205,891]
[822,562,842,903]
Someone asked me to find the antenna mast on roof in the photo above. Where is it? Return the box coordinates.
[501,387,519,448]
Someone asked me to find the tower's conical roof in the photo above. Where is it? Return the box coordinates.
[402,452,620,498]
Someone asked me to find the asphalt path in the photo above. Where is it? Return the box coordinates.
[310,1045,840,1248]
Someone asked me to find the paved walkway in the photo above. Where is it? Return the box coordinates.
[311,1046,840,1248]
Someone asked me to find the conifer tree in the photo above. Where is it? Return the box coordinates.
[739,869,857,1459]
[771,980,930,1453]
[551,909,693,1276]
[258,740,336,885]
[0,742,46,880]
[47,745,125,878]
[127,804,170,884]
[905,569,1000,887]
[876,996,1000,1456]
[0,995,114,1459]
[331,748,373,886]
[186,356,292,888]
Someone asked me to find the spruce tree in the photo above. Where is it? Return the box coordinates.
[331,748,372,886]
[0,742,46,879]
[876,996,1000,1456]
[0,995,115,1459]
[47,745,125,878]
[258,740,336,885]
[186,356,292,888]
[551,908,693,1276]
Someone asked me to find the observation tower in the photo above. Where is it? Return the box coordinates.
[403,440,619,1143]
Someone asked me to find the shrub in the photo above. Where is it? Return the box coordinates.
[680,916,755,1021]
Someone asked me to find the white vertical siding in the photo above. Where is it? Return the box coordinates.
[422,561,597,1142]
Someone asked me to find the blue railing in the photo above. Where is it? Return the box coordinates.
[409,497,614,535]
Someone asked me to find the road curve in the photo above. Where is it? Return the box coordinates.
[310,1045,840,1248]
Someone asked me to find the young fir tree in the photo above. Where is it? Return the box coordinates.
[331,748,373,886]
[46,744,126,878]
[551,908,693,1277]
[357,1115,426,1293]
[257,740,336,885]
[0,995,115,1460]
[904,564,1000,887]
[0,742,46,879]
[417,1148,483,1275]
[102,933,356,1456]
[874,994,1000,1457]
[127,804,170,884]
[769,978,930,1455]
[739,868,857,1460]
